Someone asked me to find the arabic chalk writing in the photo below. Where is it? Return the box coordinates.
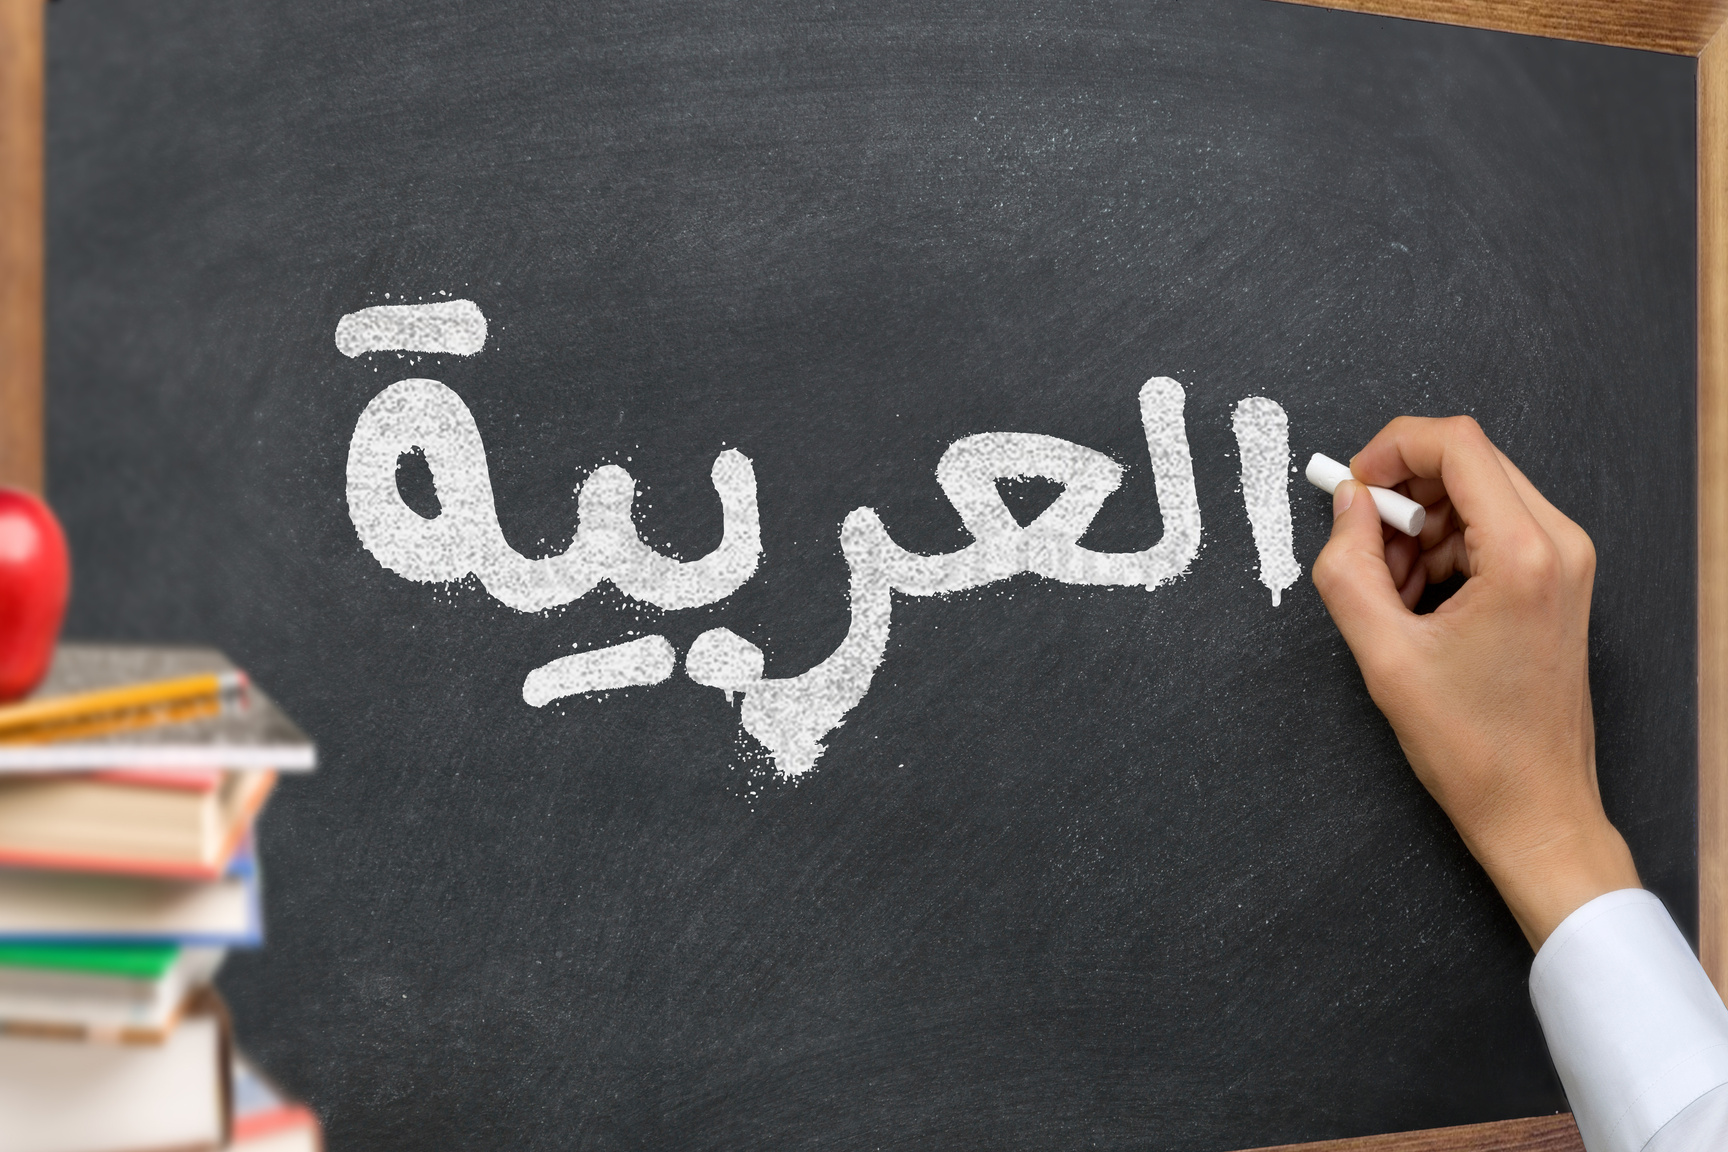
[336,299,488,358]
[346,377,761,612]
[1232,397,1302,606]
[339,306,1302,779]
[681,377,1202,775]
[523,636,678,705]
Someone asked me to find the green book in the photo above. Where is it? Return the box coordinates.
[0,942,224,1041]
[0,941,178,979]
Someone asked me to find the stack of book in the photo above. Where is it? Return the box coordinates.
[0,644,320,1152]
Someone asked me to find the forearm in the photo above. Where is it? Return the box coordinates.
[1468,814,1639,950]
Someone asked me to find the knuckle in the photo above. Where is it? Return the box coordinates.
[1506,532,1561,584]
[1447,414,1486,443]
[1311,548,1342,594]
[1568,527,1597,577]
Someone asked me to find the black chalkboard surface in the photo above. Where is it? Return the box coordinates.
[45,1,1696,1148]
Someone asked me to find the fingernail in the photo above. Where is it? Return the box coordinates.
[1333,480,1356,519]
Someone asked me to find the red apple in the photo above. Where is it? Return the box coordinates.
[0,488,69,701]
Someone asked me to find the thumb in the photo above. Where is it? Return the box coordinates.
[1312,481,1412,660]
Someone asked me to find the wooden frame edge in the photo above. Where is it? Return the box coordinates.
[1236,1113,1581,1152]
[1698,23,1728,1000]
[4,3,1713,1152]
[0,0,43,494]
[1270,0,1728,55]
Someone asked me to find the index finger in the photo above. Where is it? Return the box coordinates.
[1348,415,1534,541]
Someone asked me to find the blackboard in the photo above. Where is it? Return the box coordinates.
[44,1,1696,1148]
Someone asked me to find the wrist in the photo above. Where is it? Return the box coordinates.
[1475,818,1640,950]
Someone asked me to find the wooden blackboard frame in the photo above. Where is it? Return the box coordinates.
[4,1,1722,1149]
[0,0,42,495]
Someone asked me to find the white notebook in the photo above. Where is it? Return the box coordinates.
[0,845,260,945]
[0,645,314,772]
[0,998,226,1152]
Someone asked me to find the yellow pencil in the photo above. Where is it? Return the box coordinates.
[0,671,249,745]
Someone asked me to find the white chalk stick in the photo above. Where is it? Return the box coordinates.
[1304,453,1426,537]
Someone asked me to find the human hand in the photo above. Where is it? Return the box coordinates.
[1310,416,1638,949]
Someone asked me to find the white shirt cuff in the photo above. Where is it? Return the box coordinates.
[1530,889,1728,1152]
[1647,1081,1728,1152]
